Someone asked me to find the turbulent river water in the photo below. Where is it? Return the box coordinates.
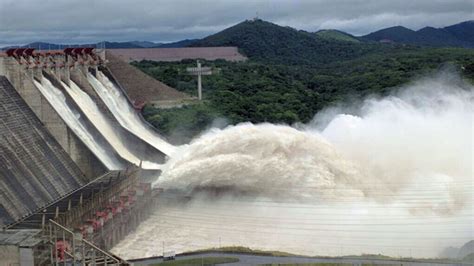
[109,72,473,259]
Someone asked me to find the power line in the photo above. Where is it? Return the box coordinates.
[137,220,472,243]
[158,214,472,228]
[155,196,474,208]
[156,211,474,226]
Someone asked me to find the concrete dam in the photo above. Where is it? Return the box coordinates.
[0,47,187,265]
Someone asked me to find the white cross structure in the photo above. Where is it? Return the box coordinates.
[186,60,213,100]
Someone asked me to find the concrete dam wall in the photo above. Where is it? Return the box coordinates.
[105,52,193,108]
[0,49,174,171]
[0,76,86,227]
[0,56,108,178]
[108,46,247,62]
[0,48,179,229]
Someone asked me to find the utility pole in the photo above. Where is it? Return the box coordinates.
[186,60,213,100]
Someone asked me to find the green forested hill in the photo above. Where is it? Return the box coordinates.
[362,21,474,48]
[190,19,388,65]
[137,20,474,143]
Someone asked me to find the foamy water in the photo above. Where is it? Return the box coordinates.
[112,199,473,259]
[112,72,473,259]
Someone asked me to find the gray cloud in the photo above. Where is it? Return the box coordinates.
[0,0,472,46]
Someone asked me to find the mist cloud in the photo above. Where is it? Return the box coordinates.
[114,71,474,259]
[157,71,473,215]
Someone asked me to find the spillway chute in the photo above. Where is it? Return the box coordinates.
[60,79,163,170]
[33,77,125,171]
[87,72,176,157]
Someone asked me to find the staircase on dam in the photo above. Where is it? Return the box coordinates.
[1,169,148,265]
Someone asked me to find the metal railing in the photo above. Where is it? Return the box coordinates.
[48,219,127,265]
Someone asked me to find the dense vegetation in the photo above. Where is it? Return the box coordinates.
[315,30,360,43]
[136,20,474,143]
[142,101,221,143]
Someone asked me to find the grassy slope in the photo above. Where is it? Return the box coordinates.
[150,246,469,265]
[150,257,239,266]
[260,264,352,266]
[186,246,296,257]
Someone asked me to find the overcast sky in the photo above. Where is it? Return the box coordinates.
[0,0,472,47]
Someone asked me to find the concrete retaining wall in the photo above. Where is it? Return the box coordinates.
[109,47,247,62]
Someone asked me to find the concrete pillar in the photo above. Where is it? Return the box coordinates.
[0,58,5,76]
[33,67,42,81]
[197,61,202,100]
[62,66,71,86]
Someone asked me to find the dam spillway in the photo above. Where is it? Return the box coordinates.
[88,71,176,156]
[33,76,126,170]
[61,78,163,170]
[0,47,186,264]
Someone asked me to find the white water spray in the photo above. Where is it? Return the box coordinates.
[34,77,124,170]
[87,72,175,156]
[113,72,473,259]
[61,79,162,170]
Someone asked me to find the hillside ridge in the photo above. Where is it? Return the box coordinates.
[362,20,474,47]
